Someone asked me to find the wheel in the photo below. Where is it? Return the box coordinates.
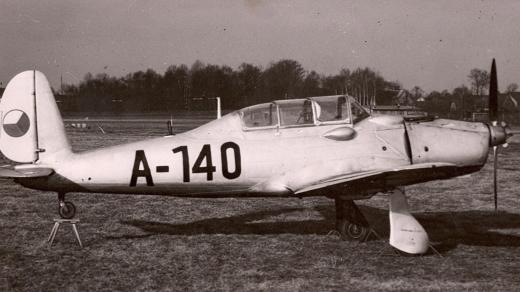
[338,220,368,241]
[59,201,76,219]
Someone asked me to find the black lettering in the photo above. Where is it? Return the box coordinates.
[192,144,216,181]
[221,142,241,179]
[130,150,154,186]
[156,166,169,173]
[173,146,190,182]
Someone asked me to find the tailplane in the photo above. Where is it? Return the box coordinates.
[0,71,71,164]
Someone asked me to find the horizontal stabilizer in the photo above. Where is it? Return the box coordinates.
[0,165,53,178]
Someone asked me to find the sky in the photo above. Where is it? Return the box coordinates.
[1,0,519,93]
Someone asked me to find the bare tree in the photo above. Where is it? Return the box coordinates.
[506,83,519,93]
[467,68,490,97]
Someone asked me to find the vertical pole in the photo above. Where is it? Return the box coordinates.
[32,70,40,162]
[373,80,377,107]
[216,97,221,119]
[461,94,465,120]
[364,77,367,106]
[493,146,498,211]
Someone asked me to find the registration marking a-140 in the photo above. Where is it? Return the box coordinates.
[129,142,241,186]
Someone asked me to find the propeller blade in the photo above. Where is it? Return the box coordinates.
[488,59,499,212]
[493,146,498,211]
[489,59,498,123]
[507,129,520,135]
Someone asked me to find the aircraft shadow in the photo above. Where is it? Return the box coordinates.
[113,205,520,252]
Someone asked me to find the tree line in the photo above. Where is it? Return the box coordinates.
[420,68,519,118]
[58,59,519,117]
[59,59,401,113]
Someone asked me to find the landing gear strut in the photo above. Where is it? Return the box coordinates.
[388,188,429,254]
[335,198,370,241]
[58,193,76,219]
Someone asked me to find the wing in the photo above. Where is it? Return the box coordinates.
[294,162,460,197]
[0,165,54,178]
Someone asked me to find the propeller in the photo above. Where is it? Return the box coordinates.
[486,59,520,210]
[489,59,498,123]
[488,59,520,211]
[489,59,499,211]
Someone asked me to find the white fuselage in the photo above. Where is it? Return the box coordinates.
[19,112,490,198]
[31,113,410,196]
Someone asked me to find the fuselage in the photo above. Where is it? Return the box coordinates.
[18,96,491,199]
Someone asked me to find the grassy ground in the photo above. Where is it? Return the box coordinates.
[1,123,520,291]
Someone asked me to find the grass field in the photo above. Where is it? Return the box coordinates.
[1,122,520,291]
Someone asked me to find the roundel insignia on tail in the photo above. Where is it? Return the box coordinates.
[3,110,30,138]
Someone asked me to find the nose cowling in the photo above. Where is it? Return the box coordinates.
[405,119,490,166]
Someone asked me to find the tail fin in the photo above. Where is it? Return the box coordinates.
[0,71,71,163]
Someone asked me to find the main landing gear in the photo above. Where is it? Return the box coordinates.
[58,192,76,219]
[334,198,371,241]
[334,189,430,255]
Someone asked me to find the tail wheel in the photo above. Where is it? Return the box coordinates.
[338,220,368,241]
[59,201,76,219]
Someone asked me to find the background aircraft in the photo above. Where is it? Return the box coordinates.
[0,60,513,254]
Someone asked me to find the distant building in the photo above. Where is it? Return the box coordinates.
[356,87,426,117]
[499,92,520,123]
[464,92,520,124]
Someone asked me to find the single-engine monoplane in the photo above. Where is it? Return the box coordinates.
[0,60,514,254]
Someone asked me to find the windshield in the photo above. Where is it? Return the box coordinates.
[350,99,370,123]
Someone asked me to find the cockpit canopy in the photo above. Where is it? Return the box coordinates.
[239,95,369,130]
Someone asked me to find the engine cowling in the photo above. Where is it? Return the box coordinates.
[404,119,490,167]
